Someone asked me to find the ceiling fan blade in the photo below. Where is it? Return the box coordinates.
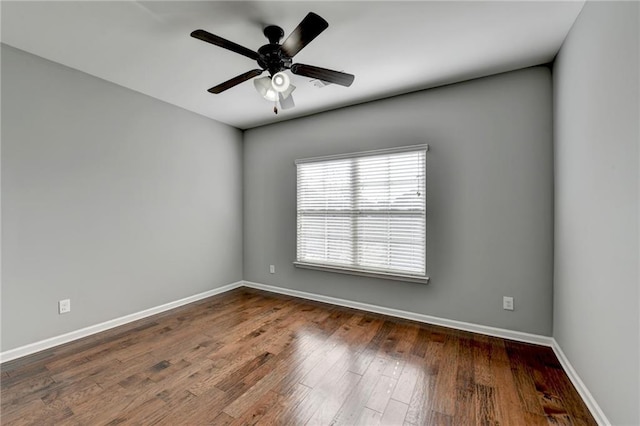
[207,69,264,94]
[279,92,295,110]
[191,29,260,61]
[281,12,328,58]
[290,63,354,87]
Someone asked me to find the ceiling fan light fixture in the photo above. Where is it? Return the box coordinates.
[254,76,279,102]
[271,71,290,92]
[254,76,296,104]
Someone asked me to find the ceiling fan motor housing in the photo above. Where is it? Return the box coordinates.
[257,43,292,76]
[258,25,291,76]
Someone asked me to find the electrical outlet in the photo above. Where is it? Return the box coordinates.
[269,265,275,274]
[503,296,514,311]
[59,299,71,314]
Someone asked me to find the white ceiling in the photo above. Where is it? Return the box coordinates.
[1,1,584,129]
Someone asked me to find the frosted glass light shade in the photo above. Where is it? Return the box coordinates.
[254,76,278,102]
[271,72,290,92]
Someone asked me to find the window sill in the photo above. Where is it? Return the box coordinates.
[293,262,430,284]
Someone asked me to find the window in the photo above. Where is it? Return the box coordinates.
[295,145,428,283]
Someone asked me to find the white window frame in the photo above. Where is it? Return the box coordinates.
[294,145,429,284]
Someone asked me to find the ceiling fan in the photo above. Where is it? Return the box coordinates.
[191,12,355,113]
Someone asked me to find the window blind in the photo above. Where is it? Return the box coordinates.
[295,145,427,281]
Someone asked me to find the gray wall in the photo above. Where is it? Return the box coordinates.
[1,45,243,351]
[244,67,554,335]
[553,2,639,425]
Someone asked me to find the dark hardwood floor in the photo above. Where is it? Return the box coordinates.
[1,287,596,425]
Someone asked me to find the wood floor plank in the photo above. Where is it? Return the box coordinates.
[70,380,156,425]
[428,410,455,425]
[229,389,279,425]
[454,336,476,424]
[543,363,594,423]
[221,324,326,418]
[382,358,405,380]
[159,386,228,425]
[390,357,421,405]
[471,334,495,387]
[140,389,197,425]
[404,352,437,425]
[492,340,529,425]
[380,398,409,425]
[1,374,58,414]
[382,320,419,360]
[410,327,431,358]
[0,398,73,426]
[0,398,48,424]
[268,321,368,399]
[475,383,499,425]
[305,370,362,425]
[355,407,383,426]
[330,355,391,425]
[253,384,312,425]
[504,341,546,416]
[90,353,156,388]
[105,394,166,425]
[0,287,597,426]
[365,375,398,413]
[40,377,103,411]
[286,365,362,424]
[300,343,350,388]
[431,334,459,416]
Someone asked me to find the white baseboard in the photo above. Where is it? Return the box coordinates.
[0,281,244,364]
[551,339,610,426]
[242,281,553,347]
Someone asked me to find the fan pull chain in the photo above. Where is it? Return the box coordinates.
[273,102,278,115]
